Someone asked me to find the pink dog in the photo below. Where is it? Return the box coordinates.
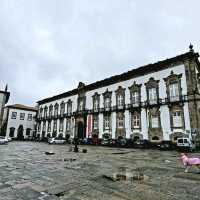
[181,153,200,172]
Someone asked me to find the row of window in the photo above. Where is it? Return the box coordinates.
[39,80,181,118]
[9,127,31,137]
[11,112,33,121]
[38,110,183,132]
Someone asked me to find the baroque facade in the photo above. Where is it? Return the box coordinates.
[36,46,200,144]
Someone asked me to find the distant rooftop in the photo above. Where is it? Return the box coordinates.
[7,104,38,112]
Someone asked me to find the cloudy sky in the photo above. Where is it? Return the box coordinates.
[0,0,199,106]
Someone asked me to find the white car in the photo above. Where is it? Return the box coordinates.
[48,137,66,144]
[0,136,8,144]
[6,137,12,142]
[177,137,196,151]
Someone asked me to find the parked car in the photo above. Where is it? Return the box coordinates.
[101,133,112,146]
[0,136,8,144]
[6,137,12,142]
[116,136,127,147]
[157,142,172,150]
[177,137,196,152]
[48,137,66,144]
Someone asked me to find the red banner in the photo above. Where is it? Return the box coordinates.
[86,114,93,138]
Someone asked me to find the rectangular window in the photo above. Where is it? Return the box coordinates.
[169,83,179,101]
[104,115,110,130]
[149,88,157,104]
[54,108,58,116]
[93,115,99,130]
[20,113,25,120]
[40,108,43,118]
[117,94,123,107]
[93,99,99,111]
[26,129,31,136]
[66,119,71,131]
[53,120,57,131]
[105,98,110,109]
[152,116,159,128]
[60,104,65,115]
[27,114,32,121]
[79,100,83,111]
[132,113,140,129]
[117,115,124,128]
[38,123,41,132]
[173,111,182,127]
[59,120,63,131]
[47,121,51,132]
[49,107,53,117]
[131,91,139,106]
[11,112,17,119]
[44,109,48,118]
[67,104,72,114]
[42,123,46,132]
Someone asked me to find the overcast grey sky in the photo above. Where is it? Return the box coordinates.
[0,0,199,106]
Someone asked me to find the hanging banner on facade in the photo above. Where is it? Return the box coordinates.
[86,114,93,138]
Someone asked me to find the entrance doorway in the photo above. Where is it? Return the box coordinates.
[17,125,24,140]
[9,127,15,137]
[77,121,85,139]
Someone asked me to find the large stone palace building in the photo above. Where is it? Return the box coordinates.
[36,45,200,145]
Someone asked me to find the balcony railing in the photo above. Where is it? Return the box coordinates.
[169,95,180,102]
[36,95,192,120]
[148,99,158,105]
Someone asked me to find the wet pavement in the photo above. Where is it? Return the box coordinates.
[0,141,200,200]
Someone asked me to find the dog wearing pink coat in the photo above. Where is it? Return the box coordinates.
[181,153,200,172]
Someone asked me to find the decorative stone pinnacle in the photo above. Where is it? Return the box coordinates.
[5,84,8,91]
[189,43,194,52]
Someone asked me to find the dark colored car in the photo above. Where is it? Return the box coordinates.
[116,136,127,147]
[101,133,112,146]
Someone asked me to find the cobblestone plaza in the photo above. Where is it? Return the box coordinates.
[0,142,200,200]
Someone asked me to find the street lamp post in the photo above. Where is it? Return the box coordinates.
[73,119,79,152]
[74,136,79,152]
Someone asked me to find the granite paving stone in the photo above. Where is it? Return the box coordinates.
[0,141,200,199]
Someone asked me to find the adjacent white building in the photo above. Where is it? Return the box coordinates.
[5,104,37,139]
[36,46,200,145]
